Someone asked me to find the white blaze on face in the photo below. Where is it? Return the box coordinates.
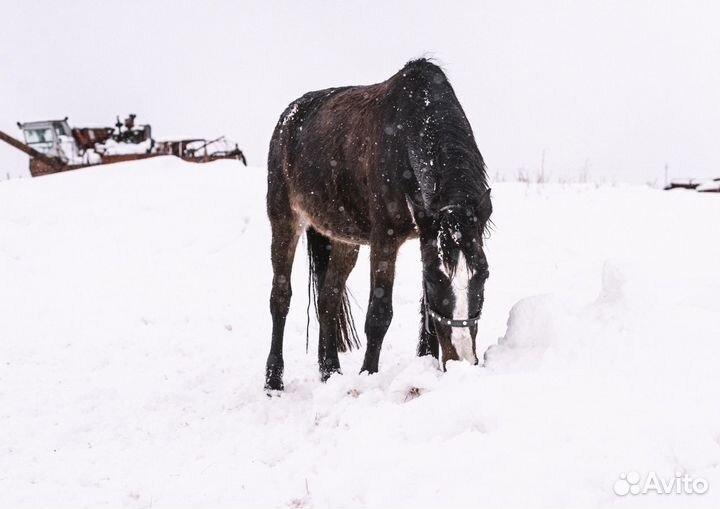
[450,252,478,364]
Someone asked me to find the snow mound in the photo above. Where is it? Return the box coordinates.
[1,160,720,508]
[485,259,630,371]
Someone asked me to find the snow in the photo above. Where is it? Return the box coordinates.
[696,180,720,193]
[95,138,153,156]
[1,157,719,508]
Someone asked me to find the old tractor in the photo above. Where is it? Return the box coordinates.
[0,114,246,177]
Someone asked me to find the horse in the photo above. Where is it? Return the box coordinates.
[264,58,492,390]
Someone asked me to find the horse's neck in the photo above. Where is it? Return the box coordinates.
[405,93,485,210]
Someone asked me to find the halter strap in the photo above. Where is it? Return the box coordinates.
[426,306,481,327]
[422,284,481,332]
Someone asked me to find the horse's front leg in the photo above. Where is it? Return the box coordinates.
[416,292,439,359]
[361,238,399,374]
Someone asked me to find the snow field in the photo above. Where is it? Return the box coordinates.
[1,157,719,508]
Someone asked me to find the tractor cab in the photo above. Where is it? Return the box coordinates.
[18,119,78,164]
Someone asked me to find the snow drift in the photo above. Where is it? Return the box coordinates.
[1,158,719,508]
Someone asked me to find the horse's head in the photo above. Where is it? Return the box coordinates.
[421,189,492,367]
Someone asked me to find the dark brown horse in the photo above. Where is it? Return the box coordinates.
[265,59,492,390]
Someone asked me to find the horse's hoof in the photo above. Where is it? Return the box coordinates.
[265,357,284,391]
[319,367,342,383]
[264,373,284,391]
[264,380,284,391]
[359,363,378,375]
[265,378,285,391]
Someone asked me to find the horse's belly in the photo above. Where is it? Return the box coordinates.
[291,198,372,245]
[286,155,416,245]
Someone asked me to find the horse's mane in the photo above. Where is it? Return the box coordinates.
[390,59,490,213]
[392,59,492,276]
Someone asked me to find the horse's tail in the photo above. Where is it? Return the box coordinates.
[306,226,360,352]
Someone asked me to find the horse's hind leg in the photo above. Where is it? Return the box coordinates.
[316,241,359,381]
[265,207,301,391]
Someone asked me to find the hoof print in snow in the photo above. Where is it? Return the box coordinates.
[404,386,424,402]
[289,497,311,509]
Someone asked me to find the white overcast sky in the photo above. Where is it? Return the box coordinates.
[1,0,718,183]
